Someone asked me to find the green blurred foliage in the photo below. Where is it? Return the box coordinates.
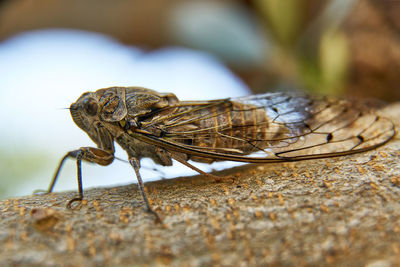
[255,0,303,46]
[0,149,49,198]
[300,29,349,95]
[254,0,351,95]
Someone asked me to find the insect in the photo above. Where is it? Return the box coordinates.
[45,86,395,222]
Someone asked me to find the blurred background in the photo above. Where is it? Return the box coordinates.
[0,0,399,198]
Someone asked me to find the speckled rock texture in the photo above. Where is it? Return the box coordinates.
[1,103,400,266]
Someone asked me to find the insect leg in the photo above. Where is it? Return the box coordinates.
[46,152,75,193]
[129,157,162,223]
[167,152,233,182]
[44,147,114,209]
[66,150,84,209]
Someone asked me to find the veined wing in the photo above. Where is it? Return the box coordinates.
[136,92,395,162]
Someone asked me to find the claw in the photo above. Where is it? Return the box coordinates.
[66,197,83,209]
[146,208,162,224]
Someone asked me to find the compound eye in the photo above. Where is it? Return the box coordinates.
[83,98,98,116]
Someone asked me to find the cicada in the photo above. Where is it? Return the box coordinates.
[46,86,395,222]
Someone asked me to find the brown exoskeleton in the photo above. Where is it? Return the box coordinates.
[45,86,395,222]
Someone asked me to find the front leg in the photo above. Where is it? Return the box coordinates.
[47,147,114,208]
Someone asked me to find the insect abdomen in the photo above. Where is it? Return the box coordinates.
[188,101,283,155]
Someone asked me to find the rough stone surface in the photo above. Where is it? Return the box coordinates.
[1,103,399,266]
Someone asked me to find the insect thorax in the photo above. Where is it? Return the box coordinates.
[115,132,173,166]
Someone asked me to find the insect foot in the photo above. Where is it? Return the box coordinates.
[66,197,84,210]
[145,208,162,224]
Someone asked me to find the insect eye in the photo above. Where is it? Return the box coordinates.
[83,98,98,116]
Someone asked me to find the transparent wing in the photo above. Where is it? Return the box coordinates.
[135,92,395,162]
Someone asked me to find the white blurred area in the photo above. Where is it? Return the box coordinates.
[0,29,249,198]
